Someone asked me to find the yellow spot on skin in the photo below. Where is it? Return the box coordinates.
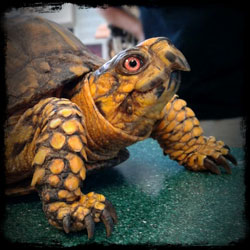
[49,159,64,174]
[183,119,194,133]
[69,66,86,76]
[166,120,178,133]
[32,115,38,124]
[68,135,83,152]
[170,150,184,158]
[61,120,79,135]
[180,132,192,143]
[33,147,51,165]
[48,202,66,212]
[94,202,105,211]
[66,153,84,174]
[64,174,79,191]
[185,145,199,154]
[31,167,45,186]
[176,110,186,122]
[167,109,177,121]
[193,117,200,126]
[48,175,60,187]
[58,190,70,199]
[79,167,86,180]
[186,107,195,117]
[121,83,134,93]
[57,100,72,105]
[50,132,66,150]
[58,109,73,118]
[96,194,105,202]
[90,83,96,97]
[173,99,186,111]
[49,118,62,129]
[74,187,82,196]
[57,207,71,220]
[198,154,207,167]
[37,133,50,144]
[187,138,196,146]
[192,127,203,137]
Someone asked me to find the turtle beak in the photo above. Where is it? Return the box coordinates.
[139,37,191,72]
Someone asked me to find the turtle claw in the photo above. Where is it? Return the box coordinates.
[217,155,232,174]
[224,152,237,165]
[101,208,114,237]
[105,200,118,224]
[63,214,71,234]
[84,214,95,239]
[204,157,221,175]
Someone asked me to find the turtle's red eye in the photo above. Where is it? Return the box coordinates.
[124,57,141,72]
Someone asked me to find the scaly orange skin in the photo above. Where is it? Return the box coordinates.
[5,37,236,238]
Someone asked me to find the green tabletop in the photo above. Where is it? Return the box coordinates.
[3,138,246,247]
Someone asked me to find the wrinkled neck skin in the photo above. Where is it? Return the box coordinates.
[71,75,149,160]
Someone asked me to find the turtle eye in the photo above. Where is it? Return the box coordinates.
[124,56,141,72]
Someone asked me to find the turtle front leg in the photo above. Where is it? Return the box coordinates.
[30,98,117,238]
[151,95,237,174]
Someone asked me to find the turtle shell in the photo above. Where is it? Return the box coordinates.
[5,14,105,116]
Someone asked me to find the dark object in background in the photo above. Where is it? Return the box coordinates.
[140,5,245,120]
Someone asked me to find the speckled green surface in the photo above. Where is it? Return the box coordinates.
[3,139,246,247]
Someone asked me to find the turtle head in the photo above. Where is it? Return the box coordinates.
[88,37,190,136]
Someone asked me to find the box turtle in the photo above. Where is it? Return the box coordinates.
[4,15,237,238]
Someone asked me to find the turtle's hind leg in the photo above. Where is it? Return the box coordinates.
[30,97,117,238]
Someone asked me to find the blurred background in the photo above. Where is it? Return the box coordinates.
[5,4,246,148]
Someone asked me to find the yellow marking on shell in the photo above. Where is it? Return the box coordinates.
[187,138,196,146]
[50,132,66,150]
[31,167,45,186]
[49,118,62,129]
[176,110,186,122]
[173,99,186,111]
[192,127,203,137]
[183,119,194,133]
[48,202,66,212]
[68,135,83,152]
[79,167,86,180]
[41,124,48,133]
[69,65,87,76]
[212,151,221,159]
[66,153,84,174]
[57,207,71,220]
[186,107,195,117]
[80,148,88,161]
[64,174,80,191]
[165,101,172,112]
[58,109,73,118]
[33,147,51,165]
[48,175,60,187]
[87,192,94,198]
[208,136,216,143]
[94,202,105,211]
[49,159,64,174]
[61,119,79,135]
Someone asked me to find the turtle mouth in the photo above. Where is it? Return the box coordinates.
[135,70,181,98]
